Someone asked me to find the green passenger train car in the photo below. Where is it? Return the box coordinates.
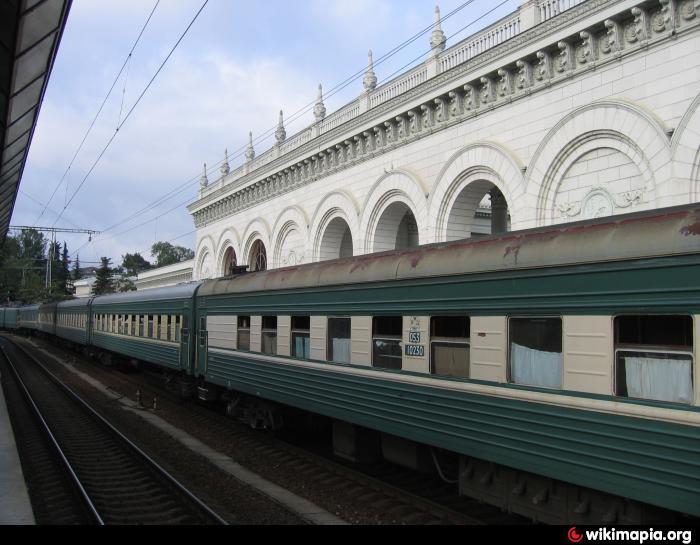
[5,204,700,523]
[55,298,92,345]
[4,308,19,330]
[192,205,700,521]
[90,283,201,373]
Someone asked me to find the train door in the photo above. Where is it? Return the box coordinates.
[180,313,192,374]
[197,314,208,376]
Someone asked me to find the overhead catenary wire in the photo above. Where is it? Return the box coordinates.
[51,0,209,229]
[76,1,514,263]
[34,0,161,225]
[78,0,482,241]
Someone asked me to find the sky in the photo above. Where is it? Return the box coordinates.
[12,0,520,270]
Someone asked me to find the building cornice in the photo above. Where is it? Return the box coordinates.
[189,0,699,229]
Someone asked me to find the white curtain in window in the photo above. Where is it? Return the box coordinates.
[294,335,310,359]
[511,342,562,388]
[332,338,351,363]
[624,356,692,404]
[262,333,277,354]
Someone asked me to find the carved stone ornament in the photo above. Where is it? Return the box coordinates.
[535,51,551,81]
[516,60,531,89]
[275,110,286,144]
[245,132,255,162]
[652,0,674,32]
[681,0,699,20]
[220,150,230,177]
[363,50,378,91]
[627,7,648,42]
[602,20,621,54]
[420,104,434,129]
[581,191,614,219]
[314,84,326,122]
[497,68,512,97]
[430,5,447,54]
[448,90,463,117]
[407,110,419,134]
[199,163,209,189]
[480,77,493,104]
[434,97,447,123]
[556,41,571,72]
[577,31,595,64]
[464,84,478,111]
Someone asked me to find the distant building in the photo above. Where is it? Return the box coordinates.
[134,259,194,291]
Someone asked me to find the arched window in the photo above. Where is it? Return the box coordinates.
[222,247,237,276]
[249,240,267,272]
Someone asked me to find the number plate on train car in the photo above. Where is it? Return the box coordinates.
[405,344,425,357]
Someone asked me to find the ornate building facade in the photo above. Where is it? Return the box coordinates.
[188,0,700,280]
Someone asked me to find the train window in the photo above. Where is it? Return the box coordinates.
[328,317,351,364]
[175,316,182,342]
[165,316,172,341]
[372,316,403,370]
[137,315,144,337]
[509,317,562,389]
[262,316,277,355]
[148,315,154,338]
[237,316,250,350]
[430,316,470,378]
[614,315,693,404]
[291,316,310,359]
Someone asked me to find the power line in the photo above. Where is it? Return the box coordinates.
[81,0,480,243]
[51,0,209,228]
[35,0,161,225]
[77,0,509,263]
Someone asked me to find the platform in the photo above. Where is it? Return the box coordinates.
[0,370,35,524]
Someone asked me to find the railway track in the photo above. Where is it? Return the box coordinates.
[0,337,227,525]
[14,335,527,525]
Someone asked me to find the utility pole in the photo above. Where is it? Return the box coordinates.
[9,226,100,294]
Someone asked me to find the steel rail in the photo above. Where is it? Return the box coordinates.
[1,337,228,525]
[0,343,104,524]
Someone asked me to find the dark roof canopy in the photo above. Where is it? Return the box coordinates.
[1,0,72,242]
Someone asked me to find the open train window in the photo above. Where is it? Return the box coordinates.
[165,316,172,342]
[262,316,277,355]
[509,317,562,389]
[138,315,144,337]
[614,315,693,404]
[328,317,351,364]
[175,316,182,342]
[291,316,310,359]
[430,316,470,378]
[373,316,403,370]
[237,316,250,350]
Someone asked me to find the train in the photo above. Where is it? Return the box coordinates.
[2,203,699,524]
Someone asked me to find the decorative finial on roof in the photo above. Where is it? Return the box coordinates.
[200,162,209,189]
[430,4,446,55]
[313,83,326,122]
[220,149,230,177]
[245,131,255,162]
[275,110,286,144]
[363,49,377,92]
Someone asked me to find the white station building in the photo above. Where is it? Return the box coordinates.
[167,0,698,285]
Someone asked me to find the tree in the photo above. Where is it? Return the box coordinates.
[92,257,115,295]
[73,254,83,280]
[151,241,194,268]
[122,252,151,276]
[0,229,51,304]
